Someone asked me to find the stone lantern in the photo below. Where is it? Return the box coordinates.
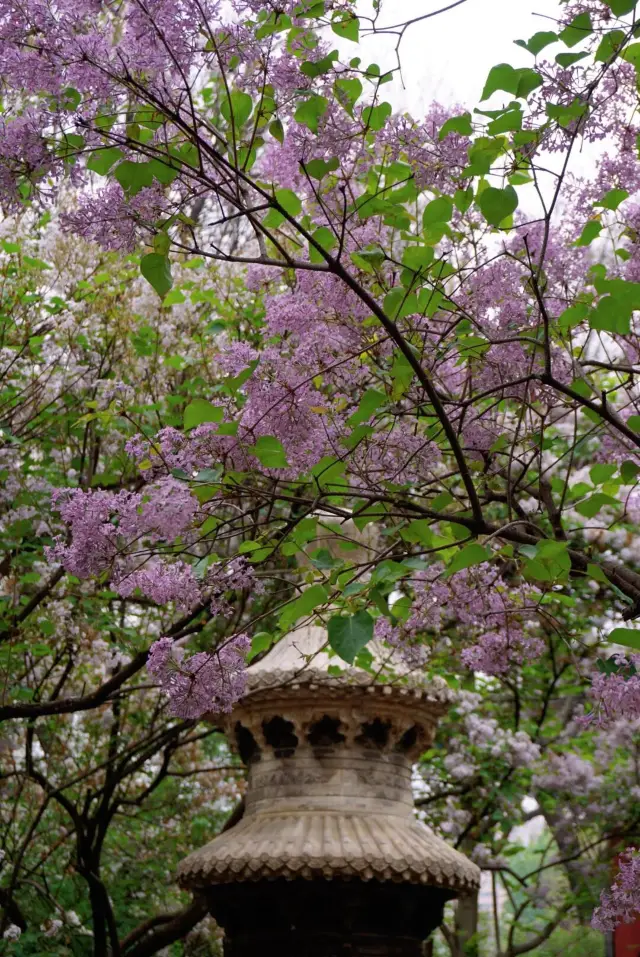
[177,613,480,956]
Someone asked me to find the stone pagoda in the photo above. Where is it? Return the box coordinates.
[178,592,480,954]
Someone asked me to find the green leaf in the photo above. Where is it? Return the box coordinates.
[575,492,620,518]
[140,254,172,297]
[439,113,473,139]
[275,188,302,217]
[334,77,363,116]
[604,0,636,15]
[546,98,589,128]
[362,102,392,131]
[514,30,557,55]
[295,0,326,17]
[400,520,433,547]
[596,30,626,64]
[87,147,124,176]
[607,627,640,650]
[163,288,186,306]
[348,389,387,426]
[594,188,629,211]
[621,460,640,483]
[248,632,273,662]
[149,158,180,185]
[464,137,506,176]
[280,583,328,628]
[60,86,82,110]
[523,558,553,582]
[481,64,543,101]
[444,543,491,577]
[590,299,629,334]
[587,562,611,585]
[390,594,412,622]
[423,196,454,227]
[535,539,569,559]
[487,108,523,135]
[454,186,474,213]
[384,287,418,319]
[524,540,571,581]
[595,276,640,307]
[250,435,289,468]
[331,11,359,41]
[555,51,590,66]
[328,610,374,663]
[270,118,285,143]
[590,463,618,484]
[301,50,339,78]
[294,94,329,133]
[114,160,154,196]
[588,278,640,334]
[574,220,602,246]
[390,350,414,399]
[477,185,518,227]
[184,399,224,430]
[371,559,409,584]
[262,207,285,229]
[221,90,253,128]
[559,12,593,47]
[302,156,339,179]
[558,302,589,332]
[308,226,337,264]
[402,246,434,273]
[153,231,171,256]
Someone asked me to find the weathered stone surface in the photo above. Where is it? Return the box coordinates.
[178,622,480,894]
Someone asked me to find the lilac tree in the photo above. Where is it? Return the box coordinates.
[2,0,640,947]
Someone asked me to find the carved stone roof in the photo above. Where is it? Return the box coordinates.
[178,809,480,892]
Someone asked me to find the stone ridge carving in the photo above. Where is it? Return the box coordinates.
[227,689,442,762]
[178,811,480,890]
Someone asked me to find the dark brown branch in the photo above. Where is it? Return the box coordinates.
[122,896,208,957]
[121,801,244,956]
[0,603,210,720]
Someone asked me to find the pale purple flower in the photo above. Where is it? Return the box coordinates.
[147,633,250,718]
[115,560,200,610]
[592,848,640,932]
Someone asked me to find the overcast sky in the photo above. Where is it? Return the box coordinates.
[357,0,563,113]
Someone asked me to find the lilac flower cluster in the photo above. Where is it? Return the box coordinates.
[47,479,199,607]
[0,109,58,210]
[592,848,640,932]
[61,184,169,252]
[207,557,263,617]
[376,567,543,674]
[588,656,640,725]
[147,633,250,718]
[115,560,201,610]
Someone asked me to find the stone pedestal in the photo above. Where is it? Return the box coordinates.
[178,625,480,954]
[206,879,451,956]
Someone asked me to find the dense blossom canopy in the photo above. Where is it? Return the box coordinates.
[3,0,640,947]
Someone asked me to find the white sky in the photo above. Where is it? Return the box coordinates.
[356,0,565,112]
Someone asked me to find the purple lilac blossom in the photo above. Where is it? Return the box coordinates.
[147,633,251,718]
